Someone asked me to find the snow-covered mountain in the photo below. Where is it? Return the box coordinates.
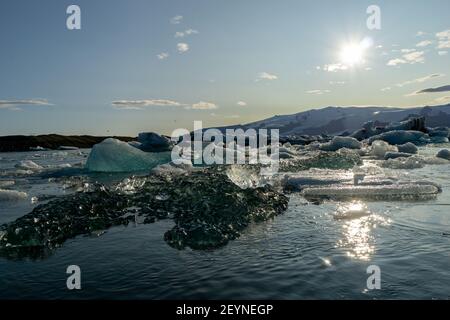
[222,104,450,136]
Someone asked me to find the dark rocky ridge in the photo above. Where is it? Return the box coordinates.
[0,134,135,152]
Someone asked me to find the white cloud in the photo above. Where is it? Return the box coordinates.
[438,51,448,56]
[177,43,189,53]
[401,48,416,53]
[256,72,278,81]
[416,31,428,37]
[381,87,392,92]
[436,29,450,49]
[112,99,184,110]
[236,101,247,106]
[191,101,218,110]
[0,99,53,110]
[387,51,425,66]
[157,52,169,60]
[404,51,425,63]
[396,73,445,87]
[416,40,433,47]
[170,15,183,24]
[436,29,450,39]
[329,81,346,85]
[387,58,407,66]
[306,89,330,95]
[321,63,348,72]
[175,29,199,38]
[432,96,450,104]
[437,40,450,49]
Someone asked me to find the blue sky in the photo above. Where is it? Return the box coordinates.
[1,0,449,136]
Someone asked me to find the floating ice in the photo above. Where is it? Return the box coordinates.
[319,136,361,152]
[370,140,398,159]
[15,160,42,171]
[397,142,418,154]
[0,180,15,188]
[151,160,194,175]
[280,149,362,172]
[384,152,413,160]
[85,138,171,172]
[0,167,288,257]
[302,183,440,201]
[436,149,450,160]
[137,132,172,152]
[0,189,27,202]
[382,155,449,169]
[368,130,428,145]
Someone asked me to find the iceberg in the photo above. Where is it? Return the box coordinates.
[368,130,428,145]
[0,189,27,202]
[370,140,398,159]
[384,152,413,160]
[302,183,440,201]
[436,149,450,160]
[397,142,418,154]
[319,136,361,152]
[382,155,449,169]
[85,138,171,172]
[15,160,42,171]
[137,132,173,152]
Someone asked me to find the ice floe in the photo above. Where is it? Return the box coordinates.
[85,138,171,172]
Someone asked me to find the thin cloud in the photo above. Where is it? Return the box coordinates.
[436,29,450,49]
[387,50,425,66]
[406,85,450,96]
[175,29,199,38]
[416,85,450,94]
[112,99,185,110]
[416,40,433,47]
[190,101,218,110]
[177,43,189,53]
[256,72,278,81]
[157,52,169,60]
[0,99,53,110]
[170,15,183,24]
[237,101,247,106]
[396,73,445,87]
[306,89,330,95]
[438,51,448,56]
[319,63,348,72]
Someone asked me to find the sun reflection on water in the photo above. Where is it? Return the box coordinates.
[335,201,391,261]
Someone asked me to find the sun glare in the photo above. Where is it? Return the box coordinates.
[339,38,373,67]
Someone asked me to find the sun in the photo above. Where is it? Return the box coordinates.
[339,38,372,67]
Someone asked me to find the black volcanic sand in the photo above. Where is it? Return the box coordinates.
[0,134,135,152]
[0,166,288,259]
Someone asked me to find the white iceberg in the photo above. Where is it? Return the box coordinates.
[15,160,42,171]
[0,189,28,202]
[85,138,171,172]
[302,183,440,201]
[370,140,398,159]
[320,136,361,152]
